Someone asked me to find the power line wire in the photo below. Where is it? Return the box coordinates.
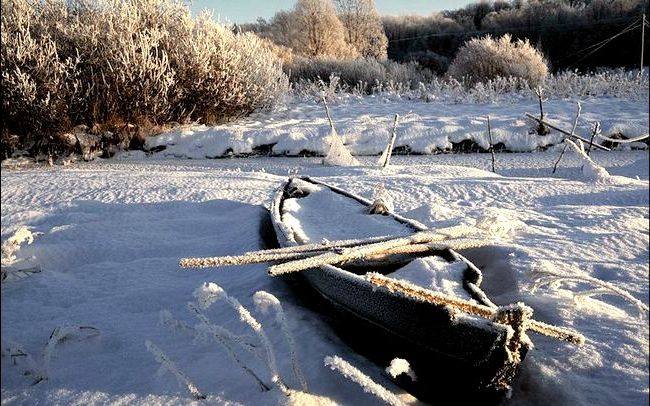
[567,20,642,68]
[388,16,638,43]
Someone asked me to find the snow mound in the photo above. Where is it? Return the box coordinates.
[391,257,473,301]
[322,130,359,167]
[474,208,529,239]
[385,358,417,382]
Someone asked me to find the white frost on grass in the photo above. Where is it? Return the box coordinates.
[1,226,36,265]
[144,340,206,400]
[324,355,408,406]
[3,325,99,385]
[156,284,340,404]
[254,291,308,392]
[531,261,649,320]
[194,283,287,391]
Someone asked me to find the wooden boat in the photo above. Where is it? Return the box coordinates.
[269,176,530,403]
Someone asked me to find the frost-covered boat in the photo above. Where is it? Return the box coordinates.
[270,177,530,403]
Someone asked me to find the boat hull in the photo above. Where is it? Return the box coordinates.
[270,177,528,402]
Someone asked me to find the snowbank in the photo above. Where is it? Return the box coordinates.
[145,97,648,158]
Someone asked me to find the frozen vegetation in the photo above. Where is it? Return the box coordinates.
[145,77,649,159]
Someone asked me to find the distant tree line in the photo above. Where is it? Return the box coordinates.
[243,0,648,74]
[383,0,649,73]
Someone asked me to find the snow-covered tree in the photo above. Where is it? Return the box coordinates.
[292,0,358,59]
[334,0,387,60]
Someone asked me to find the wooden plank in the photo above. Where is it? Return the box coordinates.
[525,113,610,151]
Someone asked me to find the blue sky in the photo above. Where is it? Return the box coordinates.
[189,1,475,24]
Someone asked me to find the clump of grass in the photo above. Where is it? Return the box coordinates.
[531,261,649,319]
[154,283,336,403]
[2,325,99,384]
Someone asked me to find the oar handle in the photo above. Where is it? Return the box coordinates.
[367,273,584,346]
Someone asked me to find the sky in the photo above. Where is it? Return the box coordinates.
[189,0,476,24]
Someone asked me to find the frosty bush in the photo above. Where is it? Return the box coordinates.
[447,34,548,86]
[1,0,288,156]
[291,68,647,104]
[289,57,432,94]
[1,0,80,153]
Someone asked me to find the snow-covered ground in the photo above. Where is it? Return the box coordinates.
[145,96,649,158]
[2,150,648,405]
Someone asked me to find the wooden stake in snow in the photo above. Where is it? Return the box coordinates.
[586,121,601,157]
[367,273,585,346]
[552,102,582,174]
[321,94,359,167]
[322,94,335,133]
[525,113,610,152]
[487,115,496,173]
[641,13,646,72]
[378,114,399,168]
[534,86,549,135]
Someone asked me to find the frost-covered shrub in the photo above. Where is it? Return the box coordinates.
[0,0,288,156]
[291,68,647,104]
[405,50,450,76]
[288,57,431,93]
[164,12,289,122]
[1,0,80,151]
[448,34,548,86]
[544,69,648,99]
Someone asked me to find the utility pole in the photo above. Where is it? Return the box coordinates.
[642,13,646,72]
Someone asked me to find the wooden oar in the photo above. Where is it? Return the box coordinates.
[180,225,480,269]
[180,237,493,269]
[367,273,585,346]
[268,231,486,276]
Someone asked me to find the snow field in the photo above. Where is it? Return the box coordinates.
[1,150,648,405]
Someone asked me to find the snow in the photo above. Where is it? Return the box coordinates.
[281,180,410,243]
[144,97,648,158]
[2,132,649,404]
[385,358,417,382]
[390,257,472,301]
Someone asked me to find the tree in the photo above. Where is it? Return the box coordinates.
[292,0,358,59]
[334,0,388,60]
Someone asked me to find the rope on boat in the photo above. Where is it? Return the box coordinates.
[366,273,585,346]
